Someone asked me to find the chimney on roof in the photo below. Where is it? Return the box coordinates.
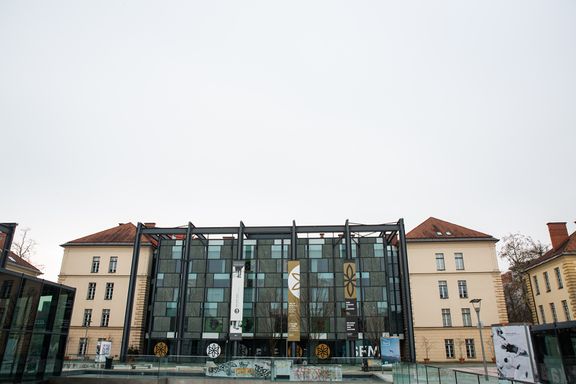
[144,223,156,228]
[547,222,569,249]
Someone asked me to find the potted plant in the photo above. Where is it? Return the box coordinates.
[127,345,139,365]
[421,337,433,364]
[456,339,465,363]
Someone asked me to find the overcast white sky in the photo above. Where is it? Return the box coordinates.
[1,1,574,282]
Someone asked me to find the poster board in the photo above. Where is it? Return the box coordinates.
[492,325,537,383]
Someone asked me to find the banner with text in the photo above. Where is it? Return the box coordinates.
[343,261,358,339]
[287,261,301,341]
[229,261,245,340]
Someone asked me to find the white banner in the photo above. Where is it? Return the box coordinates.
[492,325,537,383]
[229,261,245,340]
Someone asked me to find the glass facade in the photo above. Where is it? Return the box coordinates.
[532,322,576,384]
[145,234,407,359]
[0,269,75,382]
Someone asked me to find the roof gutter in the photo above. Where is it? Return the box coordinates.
[60,242,154,247]
[406,237,498,243]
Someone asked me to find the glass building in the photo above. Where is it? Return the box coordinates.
[0,223,76,382]
[121,220,414,361]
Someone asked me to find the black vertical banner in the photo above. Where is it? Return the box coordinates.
[343,261,358,339]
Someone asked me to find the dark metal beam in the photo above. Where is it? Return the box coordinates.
[245,233,291,240]
[141,223,401,237]
[397,218,415,362]
[236,222,245,260]
[176,222,193,355]
[345,219,352,259]
[120,222,143,361]
[0,223,17,269]
[291,221,297,260]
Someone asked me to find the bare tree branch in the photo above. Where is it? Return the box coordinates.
[499,233,549,323]
[11,228,37,261]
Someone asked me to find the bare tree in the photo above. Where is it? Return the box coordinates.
[420,337,433,362]
[11,228,36,261]
[362,303,386,351]
[499,233,548,274]
[499,233,549,323]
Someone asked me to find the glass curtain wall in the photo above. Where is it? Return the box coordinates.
[147,235,404,359]
[0,270,74,382]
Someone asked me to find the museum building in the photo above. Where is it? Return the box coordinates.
[60,220,414,361]
[134,220,413,360]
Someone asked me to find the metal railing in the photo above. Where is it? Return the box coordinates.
[62,354,390,381]
[392,363,534,384]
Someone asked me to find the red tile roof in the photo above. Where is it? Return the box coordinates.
[62,223,155,246]
[406,217,496,241]
[6,251,42,274]
[524,230,576,270]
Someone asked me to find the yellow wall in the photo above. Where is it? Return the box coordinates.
[526,255,575,324]
[58,245,153,358]
[414,328,494,362]
[408,240,507,362]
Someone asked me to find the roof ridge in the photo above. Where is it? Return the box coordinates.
[62,223,155,246]
[406,217,494,240]
[524,230,576,270]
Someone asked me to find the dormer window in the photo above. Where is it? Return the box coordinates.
[436,231,443,236]
[445,231,452,236]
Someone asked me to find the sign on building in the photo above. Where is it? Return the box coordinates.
[229,261,245,340]
[287,261,300,342]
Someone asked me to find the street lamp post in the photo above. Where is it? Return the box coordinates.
[470,299,488,380]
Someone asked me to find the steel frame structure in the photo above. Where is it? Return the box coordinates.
[0,223,17,269]
[120,219,415,362]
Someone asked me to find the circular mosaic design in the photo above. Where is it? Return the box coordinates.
[153,342,168,357]
[206,343,221,358]
[315,343,331,360]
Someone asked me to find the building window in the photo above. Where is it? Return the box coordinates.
[166,302,177,317]
[78,338,88,355]
[455,253,465,270]
[101,309,110,327]
[436,253,445,271]
[462,308,472,327]
[87,282,96,300]
[539,305,546,323]
[465,339,476,358]
[550,303,558,323]
[207,288,225,302]
[562,300,571,321]
[533,276,540,295]
[439,281,449,299]
[554,267,563,289]
[1,280,13,299]
[458,280,468,298]
[544,272,551,292]
[109,256,118,273]
[91,257,100,273]
[444,339,455,358]
[104,283,114,300]
[442,308,452,327]
[83,309,92,327]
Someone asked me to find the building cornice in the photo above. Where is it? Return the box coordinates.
[524,252,576,272]
[61,242,154,247]
[407,237,498,243]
